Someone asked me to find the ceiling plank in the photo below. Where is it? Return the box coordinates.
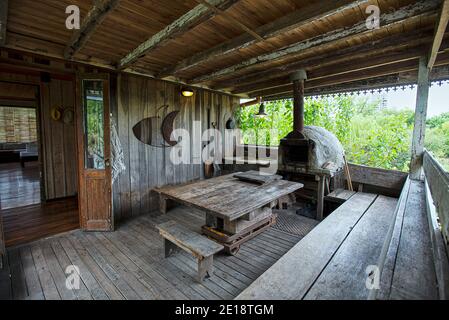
[189,0,440,84]
[195,0,264,41]
[428,0,449,69]
[64,0,120,59]
[0,0,8,46]
[219,29,436,91]
[158,0,369,78]
[118,0,239,70]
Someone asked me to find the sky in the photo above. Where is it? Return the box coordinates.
[365,83,449,117]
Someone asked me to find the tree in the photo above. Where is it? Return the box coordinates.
[235,96,415,172]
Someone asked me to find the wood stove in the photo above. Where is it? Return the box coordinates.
[277,70,345,220]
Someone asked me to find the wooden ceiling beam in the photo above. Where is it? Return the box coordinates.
[233,37,449,95]
[234,48,429,95]
[212,29,436,90]
[0,0,8,46]
[428,0,449,69]
[64,0,120,59]
[157,0,369,78]
[189,0,440,84]
[249,52,449,98]
[118,0,239,70]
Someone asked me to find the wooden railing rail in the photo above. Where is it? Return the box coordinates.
[424,150,449,245]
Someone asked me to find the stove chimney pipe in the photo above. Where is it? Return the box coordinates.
[290,70,307,134]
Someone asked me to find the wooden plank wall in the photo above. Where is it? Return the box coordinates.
[40,78,77,200]
[0,70,77,200]
[113,74,239,221]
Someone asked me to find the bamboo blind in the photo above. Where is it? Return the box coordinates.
[0,107,37,143]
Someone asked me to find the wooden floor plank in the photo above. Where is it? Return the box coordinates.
[116,223,221,300]
[58,237,116,300]
[41,241,77,300]
[49,240,92,300]
[19,246,44,300]
[106,228,205,300]
[70,234,140,300]
[0,253,12,299]
[8,248,27,299]
[4,205,318,300]
[78,233,154,300]
[126,221,232,298]
[94,232,188,300]
[30,243,61,300]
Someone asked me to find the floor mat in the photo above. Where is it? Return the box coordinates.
[272,209,319,238]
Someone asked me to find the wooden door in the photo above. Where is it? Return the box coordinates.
[76,74,113,231]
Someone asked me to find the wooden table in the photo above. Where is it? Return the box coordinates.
[155,173,303,254]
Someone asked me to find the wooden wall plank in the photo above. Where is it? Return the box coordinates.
[117,74,131,220]
[112,75,236,221]
[61,80,77,196]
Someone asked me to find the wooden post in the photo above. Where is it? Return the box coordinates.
[0,0,7,46]
[292,78,305,133]
[410,56,430,180]
[317,175,326,221]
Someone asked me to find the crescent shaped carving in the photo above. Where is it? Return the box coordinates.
[133,116,165,147]
[161,111,179,147]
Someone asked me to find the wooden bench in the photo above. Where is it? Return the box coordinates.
[156,220,224,282]
[237,192,399,300]
[325,188,356,204]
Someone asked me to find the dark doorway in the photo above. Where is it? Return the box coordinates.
[0,78,80,247]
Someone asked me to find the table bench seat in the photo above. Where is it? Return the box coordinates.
[156,220,224,282]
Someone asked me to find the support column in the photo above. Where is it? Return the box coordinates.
[410,56,431,180]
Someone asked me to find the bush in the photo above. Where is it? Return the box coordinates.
[236,96,449,172]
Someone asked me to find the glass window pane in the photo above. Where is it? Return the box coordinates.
[83,80,105,169]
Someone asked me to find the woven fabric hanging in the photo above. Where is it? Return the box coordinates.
[110,115,126,184]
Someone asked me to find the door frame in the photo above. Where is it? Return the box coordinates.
[76,73,113,231]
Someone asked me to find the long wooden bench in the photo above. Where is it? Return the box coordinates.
[237,176,446,300]
[237,192,400,299]
[375,178,441,299]
[156,220,224,283]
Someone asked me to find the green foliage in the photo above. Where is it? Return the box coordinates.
[427,112,449,128]
[425,114,449,171]
[236,96,415,171]
[236,96,449,172]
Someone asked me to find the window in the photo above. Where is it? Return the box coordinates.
[83,80,105,169]
[0,106,37,143]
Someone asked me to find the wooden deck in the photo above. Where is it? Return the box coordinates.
[0,162,40,210]
[238,180,443,300]
[0,207,317,300]
[1,197,79,247]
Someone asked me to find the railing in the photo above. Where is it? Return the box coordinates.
[424,150,449,245]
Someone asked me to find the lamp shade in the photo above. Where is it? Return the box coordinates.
[255,102,267,117]
[181,87,194,97]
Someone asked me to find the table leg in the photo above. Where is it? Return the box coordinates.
[160,195,168,214]
[164,239,179,258]
[197,255,213,282]
[317,176,325,221]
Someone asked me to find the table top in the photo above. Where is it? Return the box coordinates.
[156,173,303,221]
